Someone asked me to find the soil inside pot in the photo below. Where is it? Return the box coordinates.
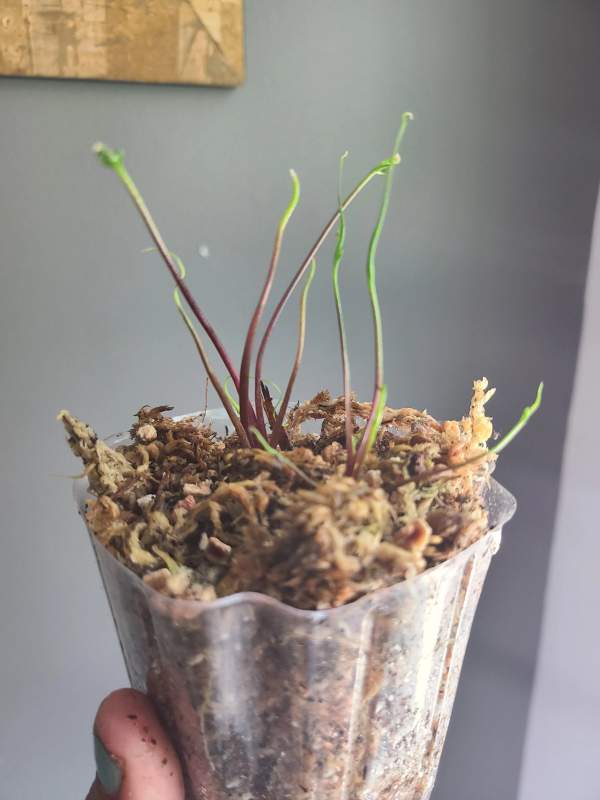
[59,379,496,611]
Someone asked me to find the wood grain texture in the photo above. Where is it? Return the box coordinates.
[0,0,244,86]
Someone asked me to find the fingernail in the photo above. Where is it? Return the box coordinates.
[94,734,123,797]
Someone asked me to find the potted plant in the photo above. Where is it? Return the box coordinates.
[60,115,540,800]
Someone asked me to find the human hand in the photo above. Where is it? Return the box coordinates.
[86,689,185,800]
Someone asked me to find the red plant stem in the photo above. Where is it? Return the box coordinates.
[340,328,355,476]
[256,166,387,429]
[272,259,316,445]
[261,380,292,448]
[242,171,300,437]
[240,235,284,437]
[175,300,249,446]
[112,158,242,393]
[143,229,240,390]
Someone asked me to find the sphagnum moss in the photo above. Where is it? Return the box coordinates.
[60,119,541,609]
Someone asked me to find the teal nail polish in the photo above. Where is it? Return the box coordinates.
[94,734,123,797]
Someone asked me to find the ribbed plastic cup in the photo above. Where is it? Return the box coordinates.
[75,410,516,800]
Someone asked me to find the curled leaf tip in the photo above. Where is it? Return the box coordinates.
[527,381,544,415]
[523,382,544,416]
[286,169,301,205]
[278,169,301,230]
[93,142,124,169]
[536,381,544,402]
[404,111,415,121]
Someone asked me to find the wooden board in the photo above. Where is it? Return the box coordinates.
[0,0,244,86]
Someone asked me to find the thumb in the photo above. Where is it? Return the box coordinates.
[87,688,185,800]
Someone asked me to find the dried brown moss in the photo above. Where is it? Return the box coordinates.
[59,379,496,610]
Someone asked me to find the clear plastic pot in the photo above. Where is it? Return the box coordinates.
[75,410,516,800]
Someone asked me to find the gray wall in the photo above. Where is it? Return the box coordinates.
[518,192,600,800]
[1,2,599,798]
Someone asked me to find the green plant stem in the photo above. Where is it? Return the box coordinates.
[175,293,249,445]
[224,376,281,417]
[171,254,249,445]
[144,245,249,434]
[353,113,413,473]
[223,376,241,414]
[174,293,249,444]
[272,259,317,445]
[398,382,544,487]
[250,427,318,488]
[330,152,356,475]
[255,157,399,429]
[363,384,388,457]
[239,170,300,439]
[489,382,543,454]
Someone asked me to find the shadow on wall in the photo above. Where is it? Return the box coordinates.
[517,190,600,799]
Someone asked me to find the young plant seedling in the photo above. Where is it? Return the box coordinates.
[93,120,540,480]
[60,117,544,618]
[54,120,546,800]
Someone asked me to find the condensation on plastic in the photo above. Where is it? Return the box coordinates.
[75,410,516,800]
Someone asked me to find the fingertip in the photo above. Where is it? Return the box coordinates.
[94,688,185,800]
[95,688,148,727]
